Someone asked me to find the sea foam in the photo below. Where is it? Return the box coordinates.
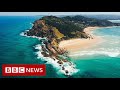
[20,30,46,40]
[21,29,79,76]
[34,44,79,76]
[69,49,120,58]
[19,27,80,76]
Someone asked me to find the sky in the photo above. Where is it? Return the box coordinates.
[0,12,120,16]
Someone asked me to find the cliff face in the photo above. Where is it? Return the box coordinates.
[24,15,120,75]
[26,15,120,44]
[26,16,91,40]
[26,15,120,48]
[41,16,89,39]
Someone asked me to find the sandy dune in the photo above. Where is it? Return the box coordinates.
[59,27,102,52]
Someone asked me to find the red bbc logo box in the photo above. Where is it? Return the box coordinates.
[2,64,46,76]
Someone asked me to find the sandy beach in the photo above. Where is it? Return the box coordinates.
[59,27,102,52]
[84,26,100,36]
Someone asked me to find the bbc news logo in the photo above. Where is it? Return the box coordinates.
[2,64,46,76]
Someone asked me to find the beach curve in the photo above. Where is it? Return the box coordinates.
[59,27,103,53]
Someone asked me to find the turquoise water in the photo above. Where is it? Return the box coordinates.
[70,26,120,78]
[0,16,61,78]
[0,16,120,78]
[109,20,120,23]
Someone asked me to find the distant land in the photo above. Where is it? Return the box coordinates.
[40,14,120,20]
[22,15,120,76]
[81,15,120,20]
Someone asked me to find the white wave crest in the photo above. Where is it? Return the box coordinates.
[20,32,25,36]
[20,30,29,37]
[20,29,79,76]
[34,44,79,76]
[20,30,45,40]
[69,49,120,57]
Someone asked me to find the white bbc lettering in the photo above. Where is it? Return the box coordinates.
[12,67,18,73]
[40,68,43,72]
[5,67,11,73]
[26,68,43,72]
[19,67,25,73]
[26,68,31,72]
[30,68,34,72]
[33,68,43,72]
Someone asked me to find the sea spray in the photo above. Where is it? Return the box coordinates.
[21,30,79,76]
[34,44,79,76]
[69,49,120,58]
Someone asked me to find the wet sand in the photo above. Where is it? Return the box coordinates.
[59,27,102,52]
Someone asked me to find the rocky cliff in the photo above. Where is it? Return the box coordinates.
[25,15,120,57]
[24,15,120,76]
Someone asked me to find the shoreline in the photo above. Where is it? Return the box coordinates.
[20,15,120,77]
[21,30,79,76]
[21,25,115,76]
[21,26,105,76]
[59,26,103,53]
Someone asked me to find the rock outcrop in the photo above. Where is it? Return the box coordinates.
[26,15,120,60]
[24,15,120,76]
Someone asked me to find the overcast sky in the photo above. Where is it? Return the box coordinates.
[0,12,120,16]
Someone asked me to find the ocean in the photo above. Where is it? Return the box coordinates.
[0,16,120,78]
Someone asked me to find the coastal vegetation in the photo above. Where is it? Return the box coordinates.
[26,15,120,61]
[24,15,120,75]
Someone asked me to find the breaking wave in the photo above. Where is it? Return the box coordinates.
[21,31,79,76]
[34,44,79,76]
[69,48,120,57]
